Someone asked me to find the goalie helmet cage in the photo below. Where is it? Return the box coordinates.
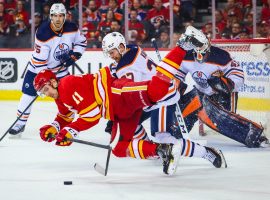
[192,39,270,137]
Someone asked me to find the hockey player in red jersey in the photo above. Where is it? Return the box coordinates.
[34,40,227,175]
[9,3,87,136]
[176,26,269,148]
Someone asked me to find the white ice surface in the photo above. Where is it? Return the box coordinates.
[0,101,270,200]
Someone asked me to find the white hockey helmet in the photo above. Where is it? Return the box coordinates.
[185,26,211,63]
[50,3,67,20]
[102,32,126,57]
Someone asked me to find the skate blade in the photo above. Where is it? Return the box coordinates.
[219,150,228,168]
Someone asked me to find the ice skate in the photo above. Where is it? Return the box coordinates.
[203,147,227,168]
[9,124,25,138]
[156,142,181,175]
[9,124,25,135]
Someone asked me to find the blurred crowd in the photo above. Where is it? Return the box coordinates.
[0,0,269,48]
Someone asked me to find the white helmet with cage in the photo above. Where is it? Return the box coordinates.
[102,32,126,57]
[50,3,67,21]
[185,26,211,63]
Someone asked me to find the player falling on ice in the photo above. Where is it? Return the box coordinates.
[101,31,228,166]
[33,35,227,175]
[9,3,86,136]
[176,26,269,148]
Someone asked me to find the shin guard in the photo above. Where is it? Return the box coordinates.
[199,95,264,148]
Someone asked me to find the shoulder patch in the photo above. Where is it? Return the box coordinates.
[63,21,78,33]
[116,45,139,70]
[36,21,54,42]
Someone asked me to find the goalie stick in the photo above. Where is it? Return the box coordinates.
[151,38,189,138]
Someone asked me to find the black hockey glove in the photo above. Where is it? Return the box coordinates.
[61,50,82,68]
[207,71,234,94]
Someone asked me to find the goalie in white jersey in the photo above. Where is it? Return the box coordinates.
[176,26,268,148]
[9,3,87,135]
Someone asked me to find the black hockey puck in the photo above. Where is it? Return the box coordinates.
[63,181,73,185]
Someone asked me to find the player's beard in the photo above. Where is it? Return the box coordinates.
[52,20,64,31]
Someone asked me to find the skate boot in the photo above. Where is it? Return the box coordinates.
[203,147,227,168]
[156,142,181,175]
[9,124,25,136]
[245,123,264,148]
[259,134,270,148]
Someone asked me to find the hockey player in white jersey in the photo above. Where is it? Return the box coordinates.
[9,3,87,135]
[102,32,227,170]
[176,26,268,148]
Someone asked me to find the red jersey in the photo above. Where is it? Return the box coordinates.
[54,67,114,132]
[146,7,169,25]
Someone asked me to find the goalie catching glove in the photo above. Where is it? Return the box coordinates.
[39,122,60,142]
[55,127,78,146]
[207,70,234,94]
[60,50,82,68]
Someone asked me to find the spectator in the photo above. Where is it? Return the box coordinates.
[132,0,147,21]
[41,2,50,22]
[84,0,101,23]
[157,27,170,48]
[230,22,242,39]
[82,14,96,46]
[0,2,14,27]
[14,0,29,27]
[100,0,123,22]
[0,16,9,36]
[34,12,42,30]
[257,20,270,38]
[146,0,169,27]
[128,8,146,44]
[96,9,115,39]
[4,0,16,13]
[243,12,253,36]
[140,0,153,12]
[223,0,243,21]
[215,9,226,36]
[172,32,180,47]
[202,22,214,39]
[110,19,122,33]
[261,0,270,23]
[238,29,250,39]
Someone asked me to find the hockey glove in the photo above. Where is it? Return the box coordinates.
[39,122,60,142]
[60,50,82,68]
[55,127,78,146]
[207,71,234,94]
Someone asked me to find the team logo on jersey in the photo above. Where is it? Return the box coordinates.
[53,43,70,61]
[192,71,208,88]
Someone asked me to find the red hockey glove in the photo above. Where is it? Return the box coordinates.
[39,123,59,142]
[207,71,234,94]
[55,127,78,146]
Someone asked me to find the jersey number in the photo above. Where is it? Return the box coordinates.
[35,44,41,54]
[72,92,84,105]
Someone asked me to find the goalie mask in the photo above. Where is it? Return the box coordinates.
[185,26,211,63]
[102,32,126,57]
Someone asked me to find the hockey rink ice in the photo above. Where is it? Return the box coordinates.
[0,101,270,200]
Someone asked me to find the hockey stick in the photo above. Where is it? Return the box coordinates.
[94,123,120,176]
[0,63,69,143]
[151,38,189,138]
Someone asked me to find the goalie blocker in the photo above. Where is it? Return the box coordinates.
[179,88,265,148]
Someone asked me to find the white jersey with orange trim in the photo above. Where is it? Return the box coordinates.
[114,44,180,111]
[176,46,244,96]
[28,21,87,78]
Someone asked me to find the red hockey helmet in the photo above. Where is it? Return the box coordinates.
[34,70,57,91]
